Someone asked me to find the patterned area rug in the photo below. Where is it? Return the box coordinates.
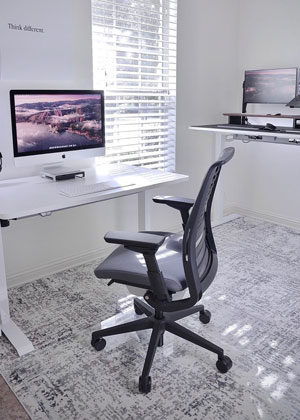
[0,217,299,420]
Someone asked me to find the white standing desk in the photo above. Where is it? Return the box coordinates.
[0,164,188,356]
[189,124,300,224]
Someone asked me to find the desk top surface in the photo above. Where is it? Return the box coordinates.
[190,124,300,139]
[0,164,188,220]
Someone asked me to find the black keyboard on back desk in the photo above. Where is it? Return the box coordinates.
[215,124,300,134]
[201,124,300,135]
[216,124,263,131]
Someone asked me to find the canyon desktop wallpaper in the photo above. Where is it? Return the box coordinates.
[14,94,104,153]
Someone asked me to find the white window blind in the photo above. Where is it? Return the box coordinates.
[91,0,177,170]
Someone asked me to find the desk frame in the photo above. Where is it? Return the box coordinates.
[0,166,187,356]
[189,125,300,225]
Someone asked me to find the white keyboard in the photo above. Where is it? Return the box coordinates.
[59,181,135,197]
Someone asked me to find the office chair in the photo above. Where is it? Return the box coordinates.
[92,147,235,393]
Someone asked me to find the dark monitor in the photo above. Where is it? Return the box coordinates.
[10,90,105,167]
[243,68,298,105]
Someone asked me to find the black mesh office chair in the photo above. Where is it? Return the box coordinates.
[92,147,235,393]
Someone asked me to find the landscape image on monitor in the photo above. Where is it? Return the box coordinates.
[14,93,104,154]
[244,68,297,104]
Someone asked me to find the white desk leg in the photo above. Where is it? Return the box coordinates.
[138,190,151,231]
[125,190,152,298]
[212,133,225,223]
[212,133,240,227]
[0,227,34,356]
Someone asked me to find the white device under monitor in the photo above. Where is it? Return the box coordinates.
[10,89,105,168]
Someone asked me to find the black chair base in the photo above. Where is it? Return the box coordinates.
[91,298,232,393]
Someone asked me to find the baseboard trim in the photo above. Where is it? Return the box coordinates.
[225,205,300,232]
[7,245,116,289]
[7,223,183,289]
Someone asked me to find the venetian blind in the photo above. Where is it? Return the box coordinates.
[91,0,177,170]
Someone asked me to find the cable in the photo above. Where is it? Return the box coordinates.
[0,152,2,172]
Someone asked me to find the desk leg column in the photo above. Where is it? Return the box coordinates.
[0,227,10,336]
[125,190,152,298]
[138,190,151,231]
[0,227,34,356]
[212,133,225,223]
[212,133,240,227]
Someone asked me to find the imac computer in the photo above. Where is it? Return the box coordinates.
[243,68,298,107]
[10,90,105,172]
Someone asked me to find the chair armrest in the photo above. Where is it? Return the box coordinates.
[104,230,165,252]
[153,196,195,230]
[153,196,195,212]
[105,230,170,302]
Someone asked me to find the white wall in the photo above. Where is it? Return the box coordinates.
[176,0,239,193]
[225,0,300,228]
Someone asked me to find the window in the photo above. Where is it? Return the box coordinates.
[92,0,177,170]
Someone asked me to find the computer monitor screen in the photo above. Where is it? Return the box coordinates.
[10,90,105,166]
[243,68,298,104]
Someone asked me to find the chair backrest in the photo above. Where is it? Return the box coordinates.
[182,147,235,303]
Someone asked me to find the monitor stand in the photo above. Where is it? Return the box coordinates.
[287,95,300,108]
[40,165,85,181]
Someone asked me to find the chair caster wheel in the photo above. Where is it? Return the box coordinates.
[91,337,106,351]
[216,355,232,373]
[139,375,152,393]
[199,310,211,324]
[134,302,144,315]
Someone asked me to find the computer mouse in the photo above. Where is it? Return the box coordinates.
[264,123,277,131]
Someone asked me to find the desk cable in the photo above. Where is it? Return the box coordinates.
[0,152,2,172]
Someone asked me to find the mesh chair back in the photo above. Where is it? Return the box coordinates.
[182,147,235,302]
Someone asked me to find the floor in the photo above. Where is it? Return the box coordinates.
[0,375,30,420]
[0,217,299,420]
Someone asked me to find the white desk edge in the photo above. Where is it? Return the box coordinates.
[189,125,300,142]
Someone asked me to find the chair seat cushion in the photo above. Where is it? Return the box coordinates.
[94,232,186,293]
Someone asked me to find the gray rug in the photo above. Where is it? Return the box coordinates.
[0,217,299,420]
